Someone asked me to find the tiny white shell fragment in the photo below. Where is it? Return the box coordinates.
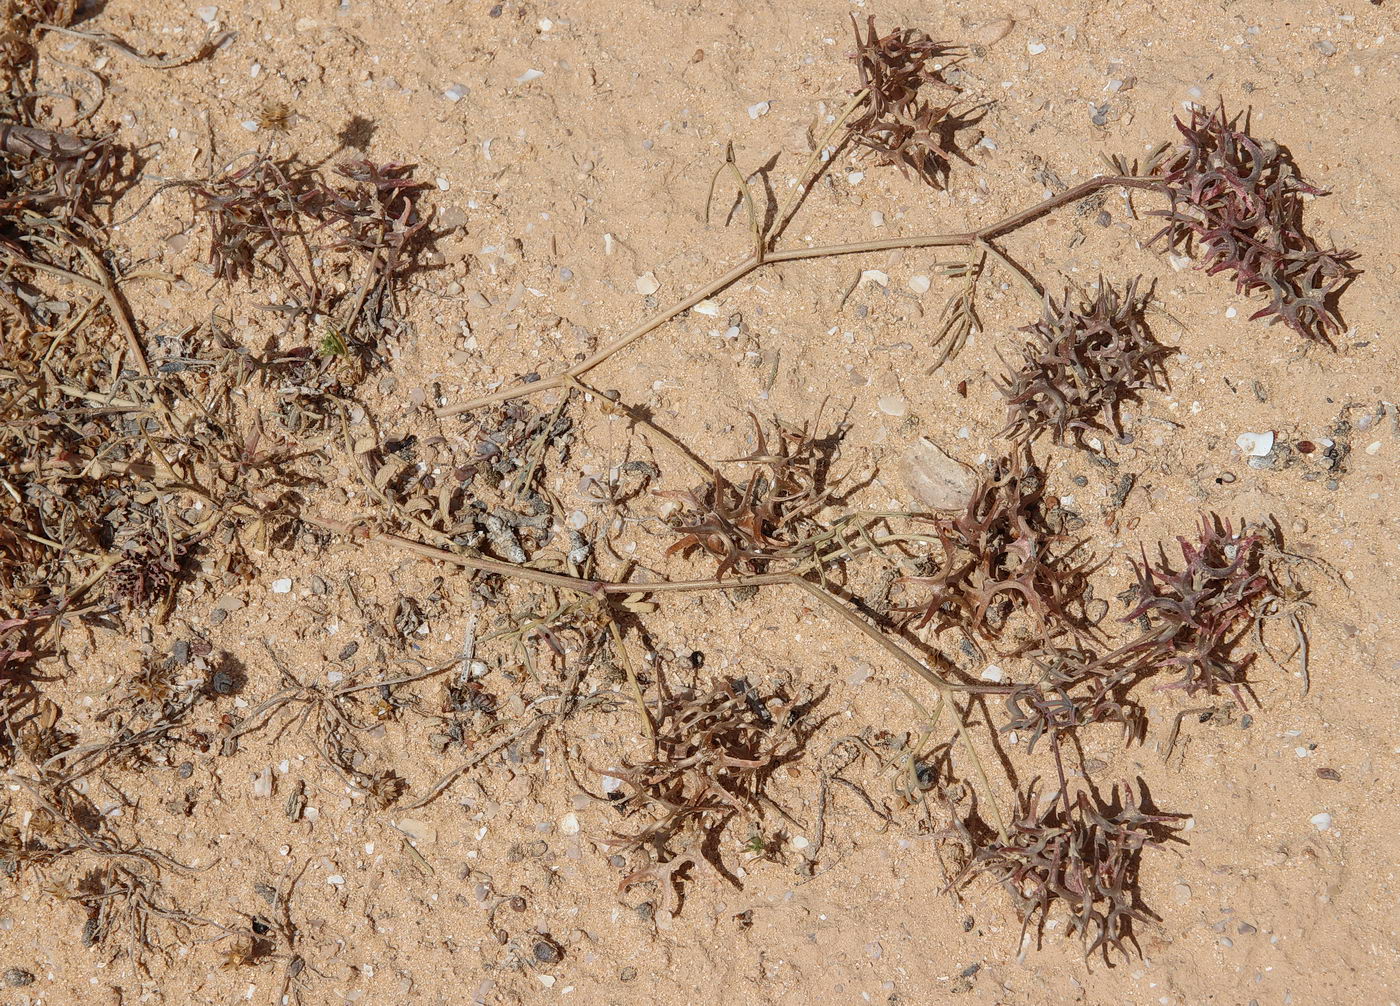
[790,835,811,850]
[1026,41,1047,55]
[1236,430,1274,457]
[694,299,720,317]
[601,774,624,794]
[559,812,581,835]
[747,101,771,119]
[900,437,976,510]
[860,269,889,287]
[443,83,469,102]
[271,578,293,594]
[981,664,1005,683]
[516,68,545,83]
[1168,253,1192,271]
[634,271,660,295]
[908,274,931,294]
[1310,812,1332,831]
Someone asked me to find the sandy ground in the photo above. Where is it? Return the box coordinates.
[3,1,1400,1004]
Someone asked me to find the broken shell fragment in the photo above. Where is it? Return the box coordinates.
[900,437,976,511]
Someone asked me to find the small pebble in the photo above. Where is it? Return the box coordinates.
[270,578,293,594]
[1309,812,1332,831]
[327,874,345,886]
[195,5,219,23]
[559,812,581,836]
[1365,441,1382,456]
[634,272,660,295]
[860,269,889,287]
[980,664,1004,683]
[1173,883,1192,905]
[877,396,907,418]
[1026,41,1047,55]
[240,120,260,132]
[443,83,469,102]
[516,69,545,84]
[694,299,720,317]
[790,835,810,851]
[747,101,771,119]
[3,968,35,988]
[869,210,885,227]
[908,274,931,294]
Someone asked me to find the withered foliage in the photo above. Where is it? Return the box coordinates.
[999,280,1172,448]
[662,413,833,576]
[191,155,427,350]
[1151,104,1359,343]
[959,781,1184,960]
[898,453,1095,646]
[607,680,810,913]
[848,16,961,188]
[1120,515,1269,700]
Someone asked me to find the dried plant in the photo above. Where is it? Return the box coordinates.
[1120,515,1271,700]
[898,452,1095,646]
[607,679,810,913]
[848,16,961,188]
[190,155,428,352]
[1151,103,1359,343]
[959,780,1183,960]
[662,413,833,576]
[999,280,1172,448]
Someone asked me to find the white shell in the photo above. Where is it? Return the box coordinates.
[900,437,976,511]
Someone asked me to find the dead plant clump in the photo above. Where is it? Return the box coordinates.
[999,280,1173,448]
[1151,102,1359,344]
[606,679,812,915]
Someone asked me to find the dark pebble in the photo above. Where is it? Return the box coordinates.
[1072,475,1088,486]
[1325,478,1340,490]
[1316,767,1342,781]
[338,642,359,661]
[177,761,194,779]
[619,967,637,982]
[1241,713,1254,729]
[3,968,35,987]
[209,607,227,626]
[533,940,562,964]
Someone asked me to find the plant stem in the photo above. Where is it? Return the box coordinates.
[434,174,1164,419]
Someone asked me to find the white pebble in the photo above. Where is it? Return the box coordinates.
[1365,441,1382,456]
[1168,253,1193,271]
[240,120,260,132]
[601,774,624,795]
[877,396,907,418]
[790,835,810,850]
[443,83,469,102]
[196,5,219,23]
[559,812,581,835]
[747,101,771,119]
[908,274,931,294]
[1310,812,1332,831]
[537,976,556,988]
[981,664,1005,683]
[566,509,587,530]
[1236,431,1274,457]
[870,210,885,227]
[516,68,544,84]
[251,768,274,798]
[694,299,720,317]
[1027,41,1047,55]
[860,269,889,287]
[634,271,660,295]
[271,578,293,594]
[1225,306,1238,318]
[327,874,345,886]
[847,170,865,184]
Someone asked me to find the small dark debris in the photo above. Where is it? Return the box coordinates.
[177,761,194,779]
[3,968,36,988]
[689,650,705,669]
[1316,767,1341,781]
[1240,714,1254,729]
[338,641,360,661]
[620,967,638,982]
[532,939,563,964]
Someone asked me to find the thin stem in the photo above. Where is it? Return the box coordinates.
[435,174,1164,419]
